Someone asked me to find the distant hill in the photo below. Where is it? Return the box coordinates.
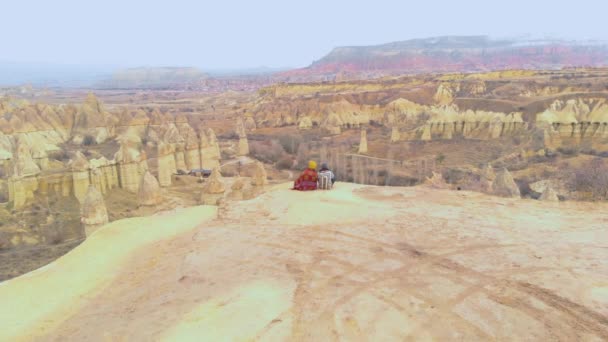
[278,36,608,82]
[97,67,209,89]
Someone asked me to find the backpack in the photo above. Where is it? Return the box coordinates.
[318,171,333,190]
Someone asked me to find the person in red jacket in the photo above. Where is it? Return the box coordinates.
[293,160,318,191]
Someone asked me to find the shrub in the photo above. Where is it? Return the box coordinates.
[45,226,66,245]
[249,140,286,164]
[277,135,302,155]
[83,135,96,146]
[515,178,539,199]
[276,156,294,170]
[557,147,579,156]
[51,150,71,162]
[568,158,608,200]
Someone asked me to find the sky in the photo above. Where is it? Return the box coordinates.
[1,0,607,70]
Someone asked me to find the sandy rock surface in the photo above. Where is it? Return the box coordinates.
[1,183,608,341]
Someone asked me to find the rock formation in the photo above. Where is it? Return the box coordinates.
[236,118,250,156]
[492,168,520,198]
[184,133,201,171]
[298,116,313,130]
[251,161,268,187]
[539,186,559,202]
[434,83,454,105]
[174,143,187,172]
[80,185,109,237]
[478,164,496,193]
[425,172,449,189]
[536,98,608,150]
[243,114,257,131]
[390,126,400,143]
[228,177,246,201]
[69,152,91,203]
[199,168,225,205]
[200,128,221,169]
[71,93,114,145]
[12,137,41,177]
[157,142,176,187]
[114,143,144,193]
[138,171,162,207]
[358,129,368,154]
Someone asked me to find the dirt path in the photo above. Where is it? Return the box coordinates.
[3,183,608,340]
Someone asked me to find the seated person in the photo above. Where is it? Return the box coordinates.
[293,160,318,191]
[318,163,335,189]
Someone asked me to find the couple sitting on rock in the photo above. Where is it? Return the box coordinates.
[293,160,335,191]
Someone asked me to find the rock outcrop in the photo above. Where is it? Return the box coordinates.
[478,164,496,193]
[425,172,449,189]
[200,128,221,169]
[115,143,145,193]
[157,142,176,187]
[199,168,225,205]
[228,177,246,201]
[72,93,114,145]
[358,129,368,154]
[236,118,250,156]
[492,168,521,198]
[251,162,268,187]
[539,186,559,202]
[434,83,454,105]
[298,116,313,130]
[138,171,162,207]
[69,152,91,203]
[80,185,109,237]
[537,98,608,150]
[390,126,400,143]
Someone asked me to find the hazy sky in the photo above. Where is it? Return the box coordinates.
[2,0,606,70]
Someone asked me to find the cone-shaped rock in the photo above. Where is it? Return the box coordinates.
[199,168,225,205]
[81,185,109,237]
[202,168,225,194]
[251,161,268,187]
[138,171,162,206]
[492,168,521,198]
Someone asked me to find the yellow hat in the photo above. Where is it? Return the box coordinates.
[308,160,317,169]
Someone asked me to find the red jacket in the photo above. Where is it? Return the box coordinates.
[293,168,318,191]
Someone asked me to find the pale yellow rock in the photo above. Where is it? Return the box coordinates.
[492,168,520,198]
[157,142,176,187]
[114,143,142,193]
[434,83,454,105]
[228,177,246,200]
[390,126,400,142]
[184,136,201,171]
[81,185,109,237]
[8,176,38,209]
[420,124,432,141]
[251,162,268,187]
[202,168,225,194]
[13,137,41,177]
[199,168,225,205]
[425,172,449,189]
[235,118,250,156]
[174,144,187,171]
[69,152,91,203]
[238,137,249,157]
[358,129,368,154]
[200,128,221,169]
[298,116,313,129]
[539,186,559,202]
[138,171,162,207]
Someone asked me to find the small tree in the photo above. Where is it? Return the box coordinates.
[435,153,446,165]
